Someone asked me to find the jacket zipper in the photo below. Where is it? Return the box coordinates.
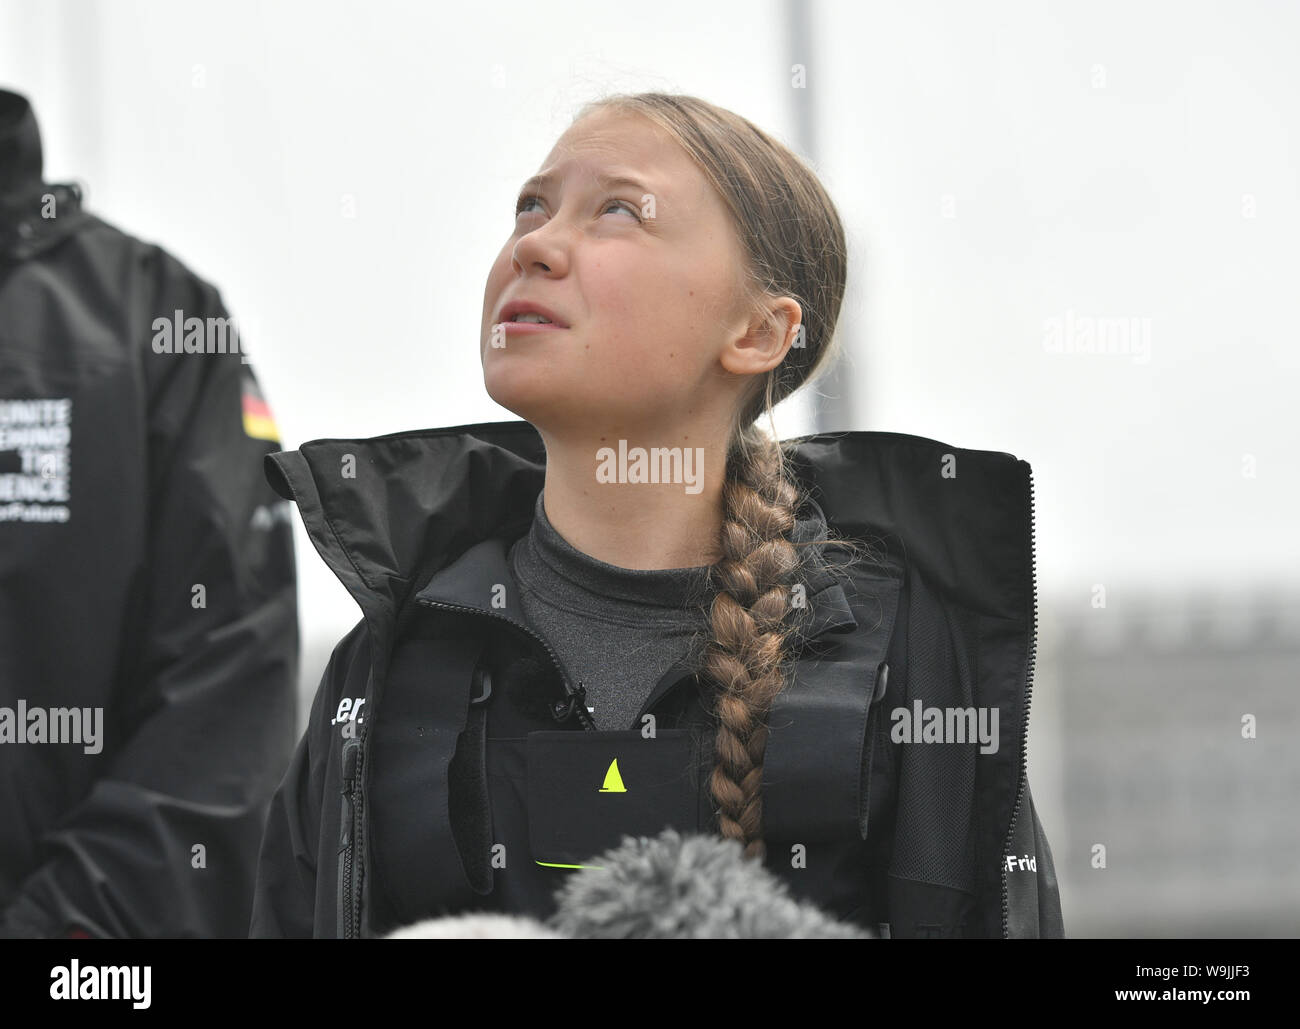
[999,463,1038,938]
[338,734,363,939]
[415,596,597,730]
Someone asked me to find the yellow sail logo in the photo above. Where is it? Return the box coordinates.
[599,758,627,793]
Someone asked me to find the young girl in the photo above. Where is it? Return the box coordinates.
[249,92,1063,939]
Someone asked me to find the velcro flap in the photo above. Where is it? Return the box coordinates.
[762,564,902,842]
[369,636,485,915]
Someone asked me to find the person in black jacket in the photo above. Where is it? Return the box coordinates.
[0,88,299,938]
[251,91,1063,938]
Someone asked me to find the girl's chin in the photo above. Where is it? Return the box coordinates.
[483,378,562,420]
[483,382,627,428]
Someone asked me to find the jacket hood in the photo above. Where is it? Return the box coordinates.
[0,89,41,201]
[0,88,93,260]
[264,419,1036,653]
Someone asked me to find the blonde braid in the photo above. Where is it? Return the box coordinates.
[703,433,807,861]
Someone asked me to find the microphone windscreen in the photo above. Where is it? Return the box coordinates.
[545,827,876,939]
[383,913,567,939]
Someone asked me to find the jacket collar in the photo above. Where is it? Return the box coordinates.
[266,419,1034,656]
[412,499,861,646]
[0,88,92,260]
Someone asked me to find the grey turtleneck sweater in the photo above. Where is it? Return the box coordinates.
[506,490,718,731]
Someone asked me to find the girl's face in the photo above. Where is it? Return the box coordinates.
[481,109,754,440]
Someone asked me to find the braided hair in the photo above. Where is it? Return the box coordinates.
[571,92,879,860]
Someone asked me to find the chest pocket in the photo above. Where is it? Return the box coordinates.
[761,559,904,843]
[526,729,701,868]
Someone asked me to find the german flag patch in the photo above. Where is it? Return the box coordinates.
[241,368,280,443]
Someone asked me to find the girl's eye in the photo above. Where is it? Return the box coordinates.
[513,194,641,223]
[601,197,642,222]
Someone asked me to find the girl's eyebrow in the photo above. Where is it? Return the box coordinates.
[518,169,657,196]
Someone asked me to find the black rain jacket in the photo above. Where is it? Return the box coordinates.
[0,89,299,938]
[249,419,1064,939]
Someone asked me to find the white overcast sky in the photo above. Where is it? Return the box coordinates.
[4,0,1297,677]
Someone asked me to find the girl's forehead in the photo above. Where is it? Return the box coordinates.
[548,111,678,165]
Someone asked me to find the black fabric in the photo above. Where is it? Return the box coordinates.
[1005,783,1064,937]
[762,552,903,843]
[0,90,41,200]
[889,568,979,893]
[368,636,489,928]
[449,704,492,895]
[885,875,979,939]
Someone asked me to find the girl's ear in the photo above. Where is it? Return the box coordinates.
[720,296,801,379]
